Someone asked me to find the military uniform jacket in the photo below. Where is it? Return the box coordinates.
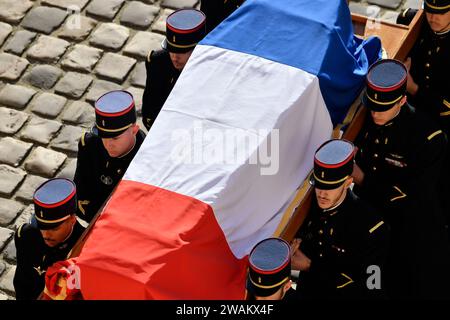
[295,191,389,299]
[354,104,450,298]
[74,129,146,223]
[13,221,85,300]
[409,23,450,134]
[142,50,180,131]
[201,0,245,33]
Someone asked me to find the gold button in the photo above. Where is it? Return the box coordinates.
[372,166,377,171]
[319,230,323,235]
[375,139,379,144]
[374,153,378,158]
[425,63,430,68]
[319,253,323,258]
[319,241,323,246]
[342,249,345,253]
[426,76,430,80]
[428,51,432,55]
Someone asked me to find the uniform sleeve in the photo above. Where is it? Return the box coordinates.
[414,88,450,130]
[73,132,98,223]
[142,51,165,131]
[13,225,35,300]
[201,0,222,34]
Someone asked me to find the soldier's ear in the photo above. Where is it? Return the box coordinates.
[131,123,140,135]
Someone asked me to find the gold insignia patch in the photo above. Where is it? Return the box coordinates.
[102,120,106,126]
[258,277,261,284]
[173,35,176,43]
[321,171,325,178]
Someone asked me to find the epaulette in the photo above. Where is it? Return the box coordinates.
[369,221,385,234]
[427,130,443,141]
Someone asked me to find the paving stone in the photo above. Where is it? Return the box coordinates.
[381,10,400,24]
[20,117,62,145]
[61,101,95,127]
[57,158,77,180]
[54,72,93,99]
[162,0,198,10]
[89,23,130,51]
[86,0,126,20]
[0,228,14,250]
[12,205,33,230]
[25,147,67,178]
[0,137,32,167]
[27,35,70,63]
[130,62,147,88]
[15,175,47,203]
[0,108,29,135]
[152,8,174,33]
[367,0,402,10]
[62,44,103,72]
[0,84,36,110]
[124,31,164,59]
[0,165,26,196]
[58,15,97,41]
[85,80,122,103]
[0,265,16,294]
[0,199,23,227]
[0,22,13,46]
[0,52,29,81]
[403,0,422,10]
[22,6,68,34]
[95,53,136,83]
[3,240,16,264]
[42,0,91,10]
[0,0,34,24]
[3,30,36,55]
[30,93,67,118]
[51,125,83,153]
[24,65,63,90]
[120,1,159,29]
[126,87,144,116]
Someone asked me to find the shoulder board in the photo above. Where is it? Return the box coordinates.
[369,221,385,234]
[427,130,443,141]
[17,223,26,239]
[147,49,154,63]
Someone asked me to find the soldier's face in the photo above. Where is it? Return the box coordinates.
[255,280,291,300]
[169,50,193,70]
[40,215,76,247]
[102,124,139,158]
[370,103,402,126]
[426,11,450,33]
[315,178,352,209]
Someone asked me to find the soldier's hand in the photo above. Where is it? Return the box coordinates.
[290,238,301,256]
[291,243,311,272]
[352,163,365,185]
[404,58,419,96]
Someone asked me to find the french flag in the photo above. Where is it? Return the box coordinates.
[68,0,380,299]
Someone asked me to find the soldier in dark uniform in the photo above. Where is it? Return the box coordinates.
[404,0,450,231]
[201,0,245,33]
[246,237,292,300]
[396,8,418,26]
[142,9,206,131]
[74,90,146,223]
[353,59,450,298]
[291,139,389,299]
[13,178,85,300]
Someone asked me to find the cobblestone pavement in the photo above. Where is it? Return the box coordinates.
[0,0,420,300]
